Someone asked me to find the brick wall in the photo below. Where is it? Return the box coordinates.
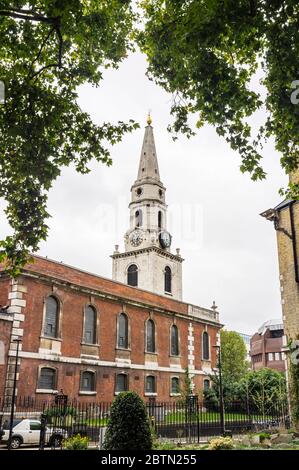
[0,256,221,402]
[276,203,299,340]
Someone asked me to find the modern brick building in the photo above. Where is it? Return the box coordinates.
[0,117,222,403]
[250,319,286,373]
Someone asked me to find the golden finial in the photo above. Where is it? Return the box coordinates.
[147,111,152,126]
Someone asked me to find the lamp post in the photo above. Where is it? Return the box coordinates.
[8,338,22,450]
[213,344,225,436]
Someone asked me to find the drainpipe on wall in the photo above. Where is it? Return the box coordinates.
[289,202,299,283]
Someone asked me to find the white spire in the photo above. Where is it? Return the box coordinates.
[137,116,160,182]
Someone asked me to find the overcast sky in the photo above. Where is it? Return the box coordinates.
[0,51,287,335]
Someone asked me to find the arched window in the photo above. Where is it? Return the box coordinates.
[164,266,172,293]
[146,319,155,353]
[158,211,162,229]
[135,210,143,227]
[145,376,156,394]
[84,306,97,344]
[127,264,138,287]
[171,324,179,356]
[171,377,180,394]
[44,296,59,338]
[80,371,96,392]
[38,367,56,390]
[116,373,128,392]
[203,379,210,391]
[203,331,210,360]
[118,313,128,348]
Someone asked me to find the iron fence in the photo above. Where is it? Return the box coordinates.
[0,395,290,448]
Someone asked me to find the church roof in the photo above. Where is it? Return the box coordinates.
[137,121,160,182]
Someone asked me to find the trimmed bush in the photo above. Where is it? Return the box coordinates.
[62,434,89,450]
[103,392,152,450]
[208,437,234,450]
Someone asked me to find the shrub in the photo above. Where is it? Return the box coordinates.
[62,434,89,450]
[103,392,152,450]
[259,432,271,442]
[208,437,234,450]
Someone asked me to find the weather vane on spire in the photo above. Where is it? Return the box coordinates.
[147,110,152,126]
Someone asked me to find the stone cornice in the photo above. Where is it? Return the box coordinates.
[1,268,220,328]
[111,245,184,263]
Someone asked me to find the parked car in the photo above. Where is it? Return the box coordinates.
[0,418,67,449]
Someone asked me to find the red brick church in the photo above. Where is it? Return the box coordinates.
[0,116,222,402]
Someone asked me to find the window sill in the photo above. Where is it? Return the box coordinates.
[80,354,100,359]
[169,355,181,358]
[36,389,58,394]
[144,393,157,397]
[114,391,128,395]
[79,391,97,395]
[40,335,62,342]
[115,347,131,352]
[145,351,158,355]
[164,291,173,296]
[170,393,181,397]
[202,358,211,362]
[81,342,100,347]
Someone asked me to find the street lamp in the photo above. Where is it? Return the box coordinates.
[213,344,225,436]
[8,338,22,450]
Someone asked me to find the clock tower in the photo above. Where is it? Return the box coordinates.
[111,115,183,300]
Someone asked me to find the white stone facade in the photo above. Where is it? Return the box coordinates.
[112,247,183,300]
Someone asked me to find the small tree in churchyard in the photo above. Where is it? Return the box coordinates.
[103,392,152,450]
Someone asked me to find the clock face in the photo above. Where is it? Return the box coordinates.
[159,230,172,249]
[130,230,143,247]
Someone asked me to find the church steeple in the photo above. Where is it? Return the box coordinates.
[137,116,160,182]
[111,114,183,300]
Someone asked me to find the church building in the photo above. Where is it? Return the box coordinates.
[0,116,221,403]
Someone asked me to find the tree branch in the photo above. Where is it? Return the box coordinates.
[55,22,63,68]
[31,26,56,68]
[249,0,257,17]
[0,10,56,23]
[30,63,62,80]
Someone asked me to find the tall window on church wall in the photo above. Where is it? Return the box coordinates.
[116,373,128,392]
[145,375,156,394]
[146,319,155,352]
[118,313,128,348]
[80,371,96,392]
[38,367,56,390]
[135,210,143,227]
[84,305,97,344]
[171,324,179,356]
[44,296,59,338]
[158,211,162,229]
[202,331,210,360]
[127,264,138,287]
[164,266,172,293]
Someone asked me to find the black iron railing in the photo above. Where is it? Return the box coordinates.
[0,396,290,447]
